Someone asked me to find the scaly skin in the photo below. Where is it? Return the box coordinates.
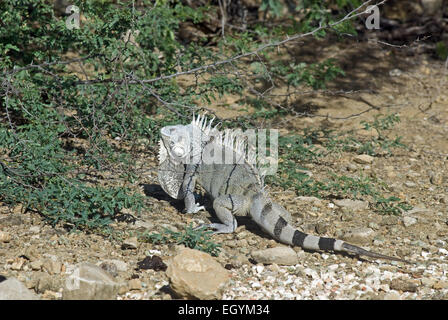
[157,114,410,264]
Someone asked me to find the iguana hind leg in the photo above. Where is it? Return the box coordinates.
[200,194,249,234]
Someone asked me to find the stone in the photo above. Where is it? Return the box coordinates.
[29,260,42,271]
[0,231,11,243]
[0,214,22,226]
[403,216,417,228]
[11,257,26,271]
[251,246,299,266]
[380,216,399,226]
[128,279,142,291]
[433,280,448,290]
[29,226,40,234]
[353,154,374,164]
[63,262,123,300]
[100,259,128,273]
[315,222,328,235]
[41,290,60,300]
[421,277,437,287]
[34,272,63,294]
[166,248,230,300]
[99,262,118,277]
[390,279,418,292]
[342,227,375,244]
[383,292,401,300]
[296,196,322,205]
[334,199,369,211]
[0,278,40,300]
[42,257,62,275]
[121,237,138,250]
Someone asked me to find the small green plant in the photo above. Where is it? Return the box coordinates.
[0,0,391,234]
[268,114,412,215]
[141,223,222,256]
[373,196,413,215]
[436,41,448,60]
[317,114,407,156]
[324,173,377,199]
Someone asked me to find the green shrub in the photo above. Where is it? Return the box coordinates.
[0,0,375,231]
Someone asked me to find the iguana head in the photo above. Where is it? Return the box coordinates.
[158,114,217,165]
[157,114,216,199]
[159,124,192,164]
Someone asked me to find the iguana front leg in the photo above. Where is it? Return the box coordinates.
[182,164,204,213]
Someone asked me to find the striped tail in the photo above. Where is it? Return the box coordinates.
[250,193,410,263]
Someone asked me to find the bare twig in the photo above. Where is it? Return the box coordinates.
[72,0,386,86]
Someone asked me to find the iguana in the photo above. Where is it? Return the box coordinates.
[157,114,408,263]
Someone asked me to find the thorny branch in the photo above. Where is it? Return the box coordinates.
[1,0,439,129]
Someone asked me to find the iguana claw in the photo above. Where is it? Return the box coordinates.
[185,203,205,214]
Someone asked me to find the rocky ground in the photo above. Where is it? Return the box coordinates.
[1,41,448,300]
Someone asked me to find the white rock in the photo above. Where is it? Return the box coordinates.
[63,263,123,300]
[0,231,11,243]
[29,226,40,233]
[342,227,375,244]
[297,196,322,204]
[0,278,40,300]
[403,216,417,227]
[251,246,299,266]
[333,199,369,211]
[166,248,229,300]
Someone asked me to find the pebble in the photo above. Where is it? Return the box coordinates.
[421,277,436,287]
[99,262,118,277]
[297,196,322,205]
[342,227,375,244]
[334,199,369,211]
[251,246,299,266]
[390,279,418,292]
[433,280,448,290]
[128,279,142,290]
[353,154,374,164]
[389,69,402,77]
[383,292,401,300]
[403,216,417,227]
[30,260,43,271]
[42,258,62,275]
[315,222,328,235]
[29,226,40,234]
[121,237,139,250]
[34,272,62,294]
[0,231,11,243]
[11,257,26,271]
